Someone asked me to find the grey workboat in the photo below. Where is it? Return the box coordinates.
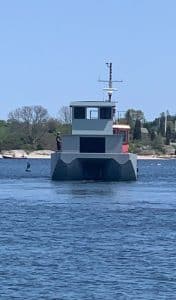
[51,63,137,181]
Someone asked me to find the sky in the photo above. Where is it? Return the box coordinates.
[0,0,176,121]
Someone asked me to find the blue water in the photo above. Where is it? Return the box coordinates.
[0,158,176,299]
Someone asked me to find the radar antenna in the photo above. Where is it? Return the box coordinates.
[99,62,123,102]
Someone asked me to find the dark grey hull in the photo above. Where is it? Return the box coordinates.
[51,152,137,181]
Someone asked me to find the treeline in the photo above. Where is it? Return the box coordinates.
[123,109,176,153]
[0,106,71,151]
[0,105,176,152]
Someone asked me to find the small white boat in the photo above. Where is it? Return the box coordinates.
[2,154,27,159]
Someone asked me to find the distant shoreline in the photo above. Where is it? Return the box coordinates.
[137,155,176,160]
[0,150,54,159]
[0,150,176,160]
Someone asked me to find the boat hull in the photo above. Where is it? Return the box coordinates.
[51,152,137,181]
[2,155,27,159]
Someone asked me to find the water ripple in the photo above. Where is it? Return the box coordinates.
[0,159,176,299]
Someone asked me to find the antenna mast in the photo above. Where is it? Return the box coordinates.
[99,62,122,102]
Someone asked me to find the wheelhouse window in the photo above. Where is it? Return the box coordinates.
[86,107,98,119]
[74,106,86,119]
[100,107,112,119]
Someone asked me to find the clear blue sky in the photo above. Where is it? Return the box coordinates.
[0,0,176,120]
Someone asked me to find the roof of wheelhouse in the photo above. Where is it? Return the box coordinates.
[70,101,116,107]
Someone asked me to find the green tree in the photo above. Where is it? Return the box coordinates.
[166,125,171,145]
[8,105,49,149]
[151,134,164,151]
[0,120,8,150]
[159,112,166,136]
[133,119,142,140]
[150,129,156,141]
[47,118,59,133]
